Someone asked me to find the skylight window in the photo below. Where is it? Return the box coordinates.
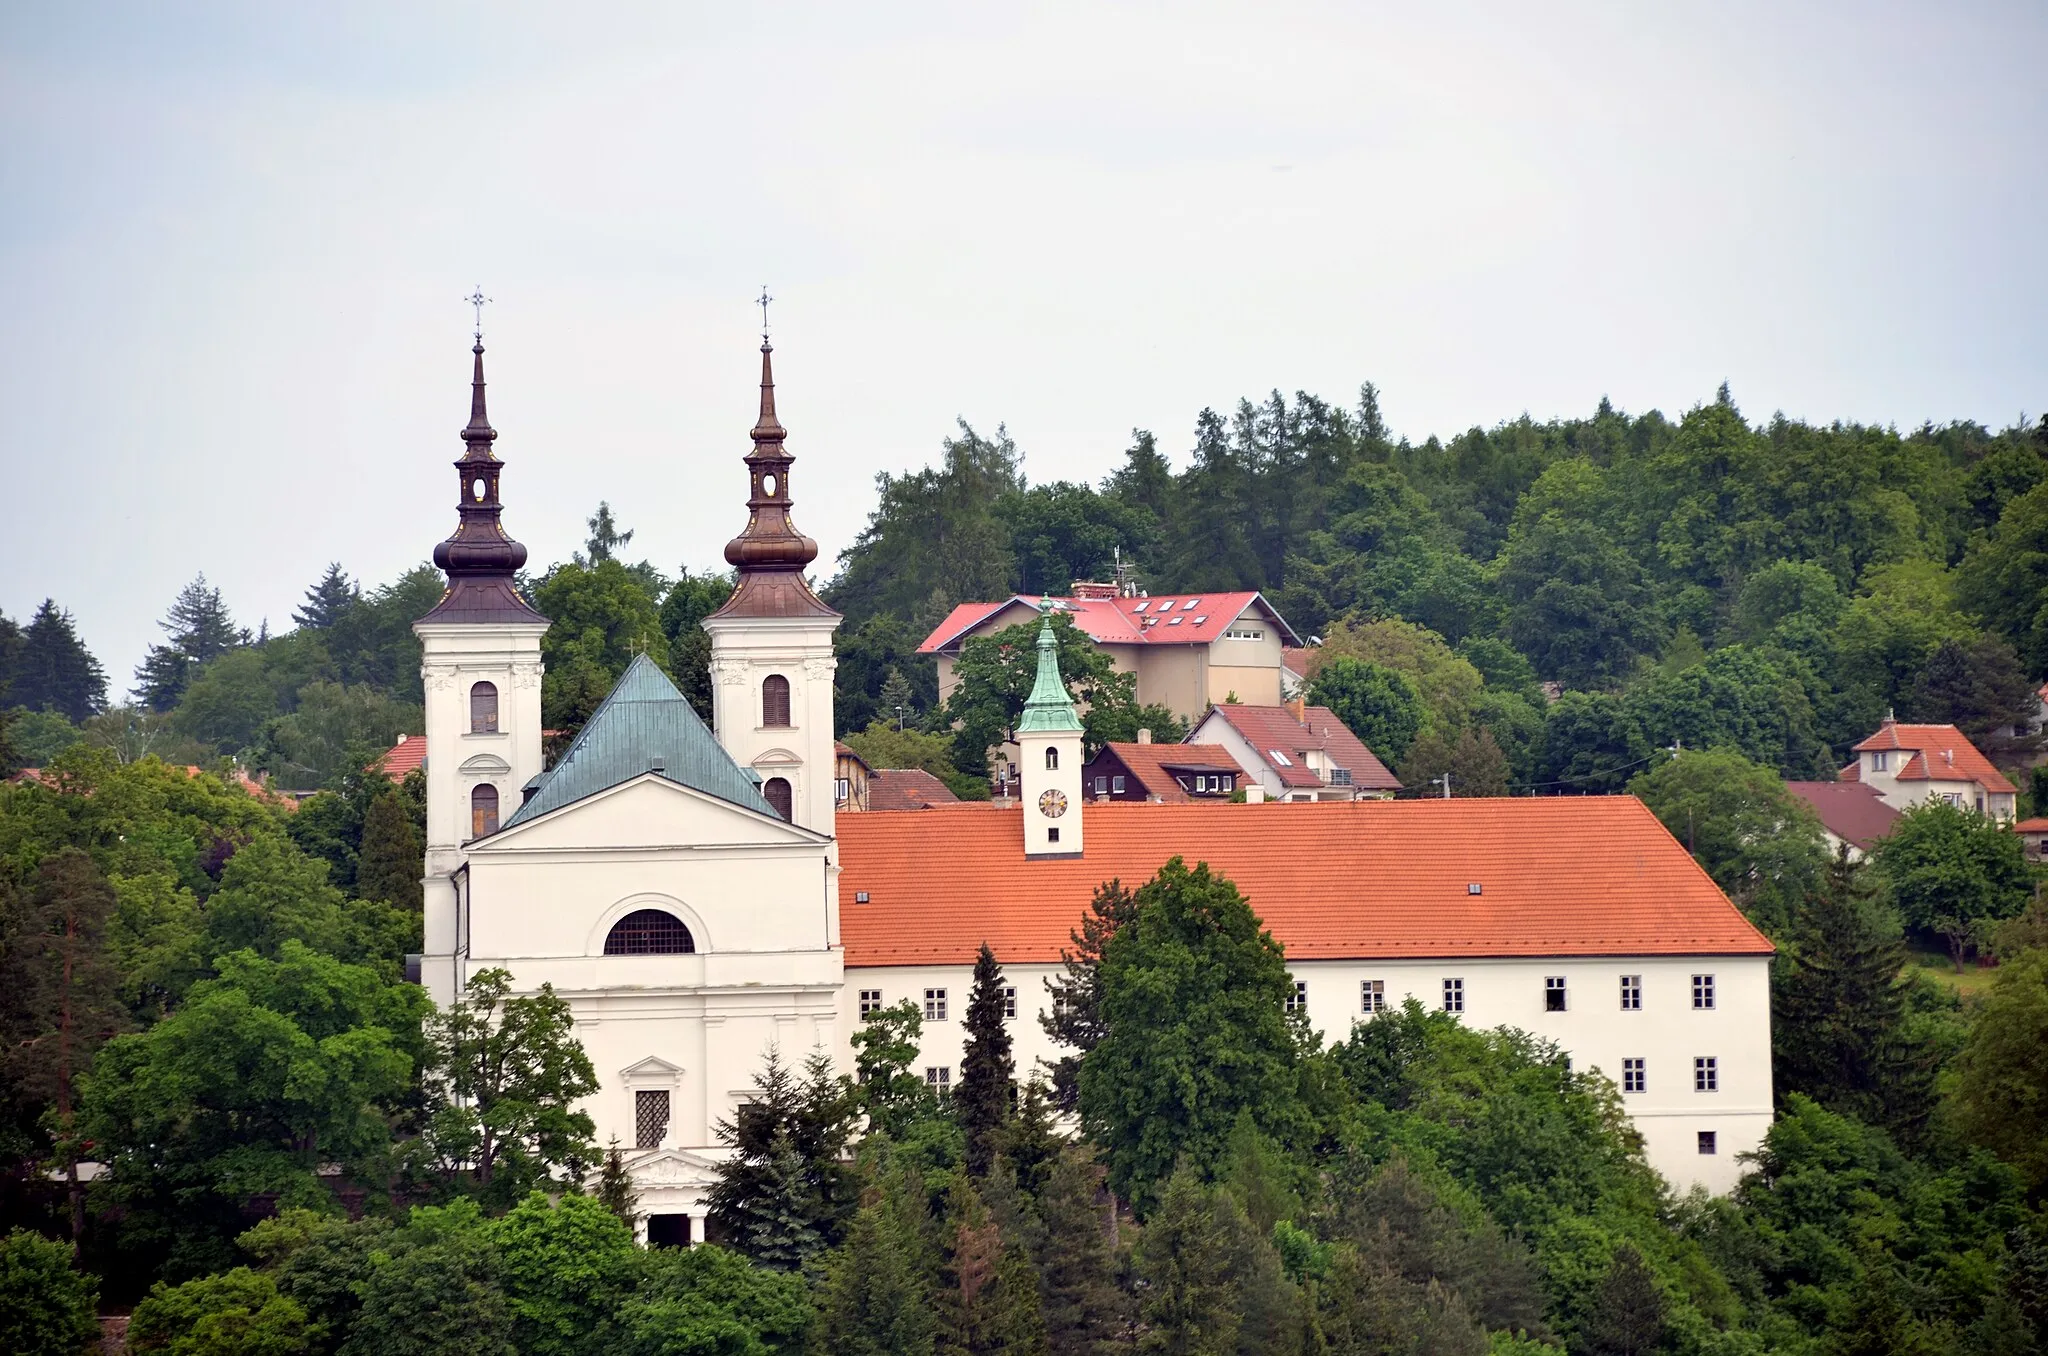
[1154,600,1175,610]
[1270,750,1293,766]
[1193,615,1207,625]
[1182,598,1199,610]
[1132,601,1148,612]
[1167,616,1182,625]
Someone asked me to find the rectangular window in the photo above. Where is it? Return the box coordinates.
[1872,752,1888,771]
[1692,974,1715,1010]
[925,988,948,1022]
[925,1066,951,1094]
[834,777,851,802]
[1048,827,1060,844]
[1285,980,1306,1014]
[1698,1131,1718,1155]
[1544,976,1567,1012]
[635,1089,671,1150]
[1093,776,1108,795]
[1443,978,1464,1013]
[1620,975,1642,1010]
[1112,775,1126,793]
[1003,986,1017,1020]
[1361,979,1385,1014]
[859,988,884,1016]
[1695,1057,1718,1092]
[1622,1058,1646,1094]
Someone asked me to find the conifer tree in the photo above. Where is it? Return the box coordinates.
[706,1046,857,1270]
[292,562,358,630]
[1580,1244,1666,1356]
[1033,1147,1128,1356]
[355,789,423,911]
[0,849,127,1241]
[1041,879,1137,1111]
[959,942,1015,1178]
[1132,1165,1238,1356]
[814,1201,937,1356]
[1773,849,1936,1142]
[161,574,243,665]
[879,667,918,728]
[597,1137,639,1229]
[939,1179,1048,1356]
[9,601,108,723]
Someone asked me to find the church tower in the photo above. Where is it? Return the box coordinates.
[701,335,842,834]
[413,333,549,988]
[1017,604,1084,858]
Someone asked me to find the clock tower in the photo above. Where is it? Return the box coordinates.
[1016,603,1084,859]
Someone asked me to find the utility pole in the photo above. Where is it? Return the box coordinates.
[1431,773,1451,799]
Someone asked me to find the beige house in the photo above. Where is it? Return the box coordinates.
[1839,717,2017,821]
[917,584,1300,725]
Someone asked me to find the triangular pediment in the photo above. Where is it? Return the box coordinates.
[621,1055,684,1079]
[470,772,829,853]
[624,1145,727,1184]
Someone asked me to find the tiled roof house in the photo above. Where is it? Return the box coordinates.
[1839,717,2017,821]
[1187,700,1401,801]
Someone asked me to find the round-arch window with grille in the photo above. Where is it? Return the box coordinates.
[763,776,793,821]
[604,909,696,955]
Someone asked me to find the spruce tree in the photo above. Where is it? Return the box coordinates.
[161,574,243,665]
[597,1137,639,1229]
[706,1046,857,1269]
[1773,850,1936,1142]
[11,601,108,723]
[814,1202,936,1356]
[879,667,917,727]
[132,644,191,713]
[355,790,423,910]
[939,1179,1048,1356]
[293,563,358,630]
[1132,1165,1238,1356]
[1033,1147,1129,1356]
[959,942,1015,1178]
[1580,1244,1666,1356]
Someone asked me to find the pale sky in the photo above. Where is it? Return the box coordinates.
[2,2,2043,692]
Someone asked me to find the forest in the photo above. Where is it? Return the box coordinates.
[4,382,2048,1353]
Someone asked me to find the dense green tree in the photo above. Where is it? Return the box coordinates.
[293,564,358,631]
[486,1192,638,1356]
[617,1242,811,1356]
[421,968,598,1202]
[1315,617,1485,734]
[958,944,1015,1178]
[935,1179,1048,1356]
[943,613,1139,772]
[1002,481,1156,598]
[534,559,669,737]
[0,1227,100,1356]
[1031,1148,1128,1356]
[1901,633,2039,746]
[321,565,447,701]
[0,849,128,1240]
[1773,851,1938,1142]
[811,1200,936,1356]
[1622,645,1828,778]
[10,600,108,723]
[128,1267,313,1356]
[1131,1165,1238,1356]
[1731,560,1847,642]
[1877,799,2032,967]
[1534,692,1651,792]
[1498,496,1662,687]
[705,1047,857,1270]
[852,999,941,1138]
[137,576,244,712]
[1399,726,1510,797]
[1579,1244,1666,1356]
[1626,749,1828,931]
[256,681,421,791]
[597,1141,639,1232]
[176,649,290,752]
[1079,860,1309,1204]
[835,617,935,736]
[1304,657,1424,766]
[1961,478,2048,676]
[341,1202,515,1356]
[1949,949,2048,1191]
[354,791,421,912]
[1041,880,1137,1112]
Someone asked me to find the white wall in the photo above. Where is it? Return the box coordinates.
[846,952,1772,1196]
[704,612,842,839]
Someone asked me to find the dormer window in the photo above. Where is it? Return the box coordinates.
[1872,751,1888,771]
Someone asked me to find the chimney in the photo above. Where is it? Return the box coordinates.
[1070,581,1119,600]
[1136,728,1152,744]
[1287,696,1306,725]
[1246,785,1266,804]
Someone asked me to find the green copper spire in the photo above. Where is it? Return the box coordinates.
[1017,600,1084,734]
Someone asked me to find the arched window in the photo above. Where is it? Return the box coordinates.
[1045,746,1059,771]
[470,680,499,733]
[471,783,499,837]
[762,674,791,728]
[763,776,793,821]
[604,909,696,955]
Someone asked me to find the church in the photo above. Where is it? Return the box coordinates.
[412,332,1775,1242]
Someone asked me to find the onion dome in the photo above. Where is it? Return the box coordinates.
[711,339,839,620]
[419,340,548,624]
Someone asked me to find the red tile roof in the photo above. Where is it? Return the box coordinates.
[1200,704,1401,791]
[1088,742,1242,802]
[866,768,962,811]
[2013,817,2048,834]
[918,592,1299,654]
[1783,781,1900,851]
[838,797,1771,966]
[1845,722,2015,794]
[376,735,428,780]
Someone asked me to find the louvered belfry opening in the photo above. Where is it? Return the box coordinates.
[470,680,499,733]
[605,909,696,955]
[470,783,499,836]
[763,777,793,821]
[762,674,791,727]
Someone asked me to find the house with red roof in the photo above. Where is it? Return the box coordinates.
[866,768,963,811]
[917,585,1300,723]
[1784,781,1900,861]
[1840,716,2017,821]
[2014,817,2048,860]
[1186,699,1402,801]
[1083,737,1243,802]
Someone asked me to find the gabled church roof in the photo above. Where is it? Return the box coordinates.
[502,655,775,828]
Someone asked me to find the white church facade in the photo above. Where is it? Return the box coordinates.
[411,332,1775,1241]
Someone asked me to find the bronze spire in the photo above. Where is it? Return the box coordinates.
[419,338,547,625]
[712,338,838,620]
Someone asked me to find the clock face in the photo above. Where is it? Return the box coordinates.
[1037,789,1069,819]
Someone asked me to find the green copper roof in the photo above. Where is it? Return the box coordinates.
[1016,608,1084,734]
[502,654,776,828]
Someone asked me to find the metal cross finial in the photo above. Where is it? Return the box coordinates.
[466,287,491,340]
[757,286,773,337]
